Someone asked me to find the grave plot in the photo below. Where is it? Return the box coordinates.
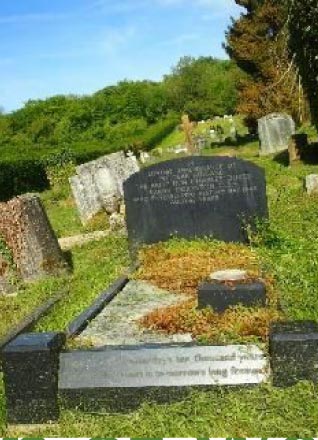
[134,240,281,345]
[3,154,318,428]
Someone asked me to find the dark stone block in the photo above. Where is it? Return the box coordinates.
[269,321,318,387]
[2,332,65,424]
[124,157,268,254]
[198,281,266,312]
[3,331,65,352]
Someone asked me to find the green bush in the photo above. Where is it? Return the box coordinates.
[44,149,76,189]
[0,116,178,201]
[0,159,49,202]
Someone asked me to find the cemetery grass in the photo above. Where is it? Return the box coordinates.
[2,136,318,435]
[41,186,110,238]
[0,235,129,339]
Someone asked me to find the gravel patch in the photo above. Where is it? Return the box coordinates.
[77,280,193,347]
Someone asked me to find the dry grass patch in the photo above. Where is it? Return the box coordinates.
[140,300,282,343]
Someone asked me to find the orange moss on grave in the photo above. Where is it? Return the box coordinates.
[135,240,268,297]
[140,300,282,343]
[135,239,282,343]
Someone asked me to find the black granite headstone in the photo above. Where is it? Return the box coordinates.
[198,281,266,312]
[270,321,318,387]
[2,332,65,424]
[124,157,268,252]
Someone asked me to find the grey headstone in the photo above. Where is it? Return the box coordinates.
[305,174,318,195]
[70,173,102,224]
[2,332,65,424]
[258,113,295,155]
[270,321,318,387]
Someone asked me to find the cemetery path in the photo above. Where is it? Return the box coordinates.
[58,230,111,251]
[77,280,193,347]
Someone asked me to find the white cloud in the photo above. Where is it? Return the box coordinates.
[98,26,137,55]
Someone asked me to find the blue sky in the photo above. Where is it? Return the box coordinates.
[0,0,242,112]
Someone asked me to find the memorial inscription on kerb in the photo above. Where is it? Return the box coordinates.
[124,157,268,249]
[59,345,269,389]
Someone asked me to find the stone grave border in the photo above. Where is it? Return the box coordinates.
[0,290,65,354]
[1,266,318,425]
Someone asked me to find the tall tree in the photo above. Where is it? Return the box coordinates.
[225,0,304,132]
[288,0,318,127]
[163,57,241,120]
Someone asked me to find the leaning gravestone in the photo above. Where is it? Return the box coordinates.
[70,151,139,224]
[0,194,68,281]
[258,113,295,156]
[124,157,268,253]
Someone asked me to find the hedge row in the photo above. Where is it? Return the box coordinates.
[0,117,178,201]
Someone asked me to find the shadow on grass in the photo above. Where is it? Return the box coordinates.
[210,134,258,149]
[63,250,74,272]
[273,142,318,167]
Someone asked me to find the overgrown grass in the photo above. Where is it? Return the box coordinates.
[0,276,65,339]
[35,235,129,332]
[41,187,109,238]
[0,236,128,339]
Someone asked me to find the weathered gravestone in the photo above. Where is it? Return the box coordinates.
[0,194,68,281]
[124,157,268,253]
[258,113,295,156]
[70,151,139,224]
[305,174,318,195]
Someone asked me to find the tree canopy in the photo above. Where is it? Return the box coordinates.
[225,0,304,132]
[163,56,241,120]
[0,57,240,151]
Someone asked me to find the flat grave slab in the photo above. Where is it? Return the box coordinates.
[77,280,192,347]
